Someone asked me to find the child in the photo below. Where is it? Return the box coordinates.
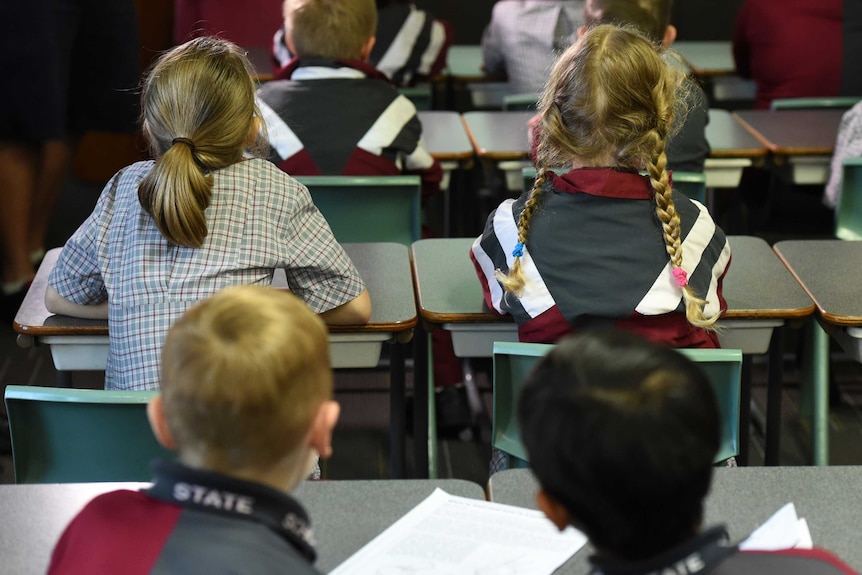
[518,330,857,573]
[48,286,339,575]
[272,0,452,87]
[46,37,371,391]
[582,0,710,173]
[257,0,442,200]
[481,0,586,96]
[471,24,731,348]
[825,100,862,209]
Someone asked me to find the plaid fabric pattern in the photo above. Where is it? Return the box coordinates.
[49,158,365,390]
[826,101,862,208]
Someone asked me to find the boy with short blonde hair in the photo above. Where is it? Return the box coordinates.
[48,286,339,575]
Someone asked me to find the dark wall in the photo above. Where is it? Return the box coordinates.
[416,0,495,44]
[671,0,744,41]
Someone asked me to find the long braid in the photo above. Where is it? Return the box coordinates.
[647,131,718,329]
[495,166,550,295]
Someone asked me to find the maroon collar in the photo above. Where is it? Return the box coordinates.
[550,168,657,200]
[274,57,391,83]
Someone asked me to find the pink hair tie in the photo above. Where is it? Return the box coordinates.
[672,267,688,287]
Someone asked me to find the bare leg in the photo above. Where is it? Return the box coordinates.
[28,139,71,256]
[0,143,38,286]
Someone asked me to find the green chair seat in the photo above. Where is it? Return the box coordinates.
[770,97,862,110]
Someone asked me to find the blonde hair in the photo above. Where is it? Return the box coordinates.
[160,285,332,473]
[138,36,265,248]
[499,24,717,329]
[283,0,377,60]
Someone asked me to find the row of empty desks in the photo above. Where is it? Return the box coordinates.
[488,467,862,574]
[410,236,815,473]
[13,244,418,478]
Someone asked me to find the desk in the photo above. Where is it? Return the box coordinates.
[487,467,862,574]
[411,237,813,471]
[462,110,768,189]
[0,478,485,575]
[733,109,844,185]
[773,240,862,466]
[13,243,417,477]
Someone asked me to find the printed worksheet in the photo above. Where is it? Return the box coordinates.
[739,502,813,551]
[330,488,587,575]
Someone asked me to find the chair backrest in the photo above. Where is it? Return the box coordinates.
[295,175,421,245]
[503,93,538,111]
[4,385,170,483]
[836,157,862,240]
[770,97,862,110]
[522,167,707,204]
[492,342,742,466]
[398,85,433,111]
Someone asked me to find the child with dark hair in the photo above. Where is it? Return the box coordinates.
[471,24,730,348]
[519,330,857,574]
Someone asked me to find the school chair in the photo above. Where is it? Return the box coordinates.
[4,385,170,483]
[491,342,742,469]
[398,84,433,111]
[502,93,538,111]
[770,97,862,111]
[522,166,707,204]
[295,175,421,246]
[835,156,862,240]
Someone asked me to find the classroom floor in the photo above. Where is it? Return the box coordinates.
[2,176,862,485]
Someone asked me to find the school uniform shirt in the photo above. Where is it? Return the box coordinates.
[257,58,442,200]
[481,0,586,96]
[733,0,842,109]
[272,2,452,87]
[49,158,365,391]
[825,100,862,209]
[48,459,321,575]
[471,168,731,348]
[590,526,857,575]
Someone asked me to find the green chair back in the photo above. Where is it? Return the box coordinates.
[398,84,433,111]
[503,93,538,111]
[4,385,170,483]
[522,166,707,204]
[296,175,421,246]
[770,97,862,110]
[836,157,862,240]
[491,342,742,468]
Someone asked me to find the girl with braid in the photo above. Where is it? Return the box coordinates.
[46,37,370,390]
[471,24,731,348]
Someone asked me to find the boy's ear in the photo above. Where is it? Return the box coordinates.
[307,400,340,458]
[147,396,177,450]
[285,34,298,57]
[360,36,376,62]
[536,488,571,531]
[662,25,677,48]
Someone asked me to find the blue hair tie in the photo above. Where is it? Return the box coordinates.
[512,242,525,258]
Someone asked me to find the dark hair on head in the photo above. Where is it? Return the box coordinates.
[517,330,720,560]
[586,0,673,43]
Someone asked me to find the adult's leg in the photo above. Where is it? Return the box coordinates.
[28,140,72,258]
[0,144,37,288]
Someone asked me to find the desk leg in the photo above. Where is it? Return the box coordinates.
[412,325,430,478]
[803,318,830,466]
[764,328,784,465]
[389,340,406,478]
[738,355,751,466]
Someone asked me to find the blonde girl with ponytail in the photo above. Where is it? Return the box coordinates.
[471,24,731,348]
[46,37,371,391]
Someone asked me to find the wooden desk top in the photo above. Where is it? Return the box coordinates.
[14,243,416,339]
[411,236,813,325]
[488,466,862,574]
[774,240,862,326]
[733,109,844,156]
[0,478,485,575]
[462,110,768,162]
[417,111,474,161]
[707,109,767,159]
[674,41,735,77]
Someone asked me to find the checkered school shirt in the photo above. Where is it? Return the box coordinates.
[49,158,365,390]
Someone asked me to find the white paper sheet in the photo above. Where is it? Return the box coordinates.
[739,502,813,551]
[330,488,588,575]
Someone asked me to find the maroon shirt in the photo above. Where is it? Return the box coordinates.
[733,0,842,110]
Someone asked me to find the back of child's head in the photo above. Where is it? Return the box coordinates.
[159,285,332,474]
[283,0,377,60]
[518,330,720,561]
[585,0,672,44]
[499,24,717,329]
[138,36,262,248]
